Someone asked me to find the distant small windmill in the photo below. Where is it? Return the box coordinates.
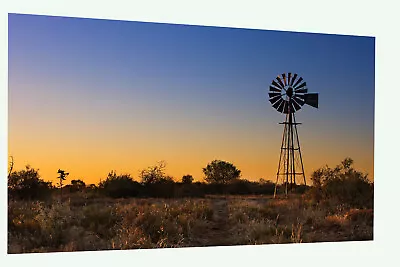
[57,169,69,199]
[268,73,319,197]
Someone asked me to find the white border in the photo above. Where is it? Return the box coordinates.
[1,0,399,266]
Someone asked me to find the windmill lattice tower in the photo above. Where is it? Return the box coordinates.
[268,73,319,197]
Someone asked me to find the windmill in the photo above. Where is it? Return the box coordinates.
[57,169,69,199]
[268,73,319,197]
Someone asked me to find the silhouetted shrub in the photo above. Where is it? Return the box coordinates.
[176,182,206,198]
[143,177,176,198]
[293,184,309,194]
[65,179,86,193]
[308,158,373,208]
[8,165,53,200]
[139,162,180,198]
[226,179,252,195]
[99,171,142,198]
[256,179,276,195]
[139,161,168,185]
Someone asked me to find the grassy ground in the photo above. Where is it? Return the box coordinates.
[8,194,373,253]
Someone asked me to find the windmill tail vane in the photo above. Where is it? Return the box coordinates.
[268,72,319,197]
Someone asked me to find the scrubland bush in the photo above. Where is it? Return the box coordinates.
[8,165,53,200]
[307,158,373,208]
[139,161,168,185]
[225,179,277,195]
[99,171,142,198]
[174,182,206,198]
[143,177,176,198]
[65,179,86,193]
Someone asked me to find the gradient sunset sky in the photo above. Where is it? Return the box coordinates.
[8,13,375,185]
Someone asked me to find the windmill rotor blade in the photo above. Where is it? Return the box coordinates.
[269,92,280,98]
[272,98,283,110]
[292,77,303,88]
[295,94,305,100]
[288,73,292,86]
[291,99,302,111]
[269,95,282,105]
[276,76,285,89]
[292,96,303,107]
[294,81,307,90]
[272,80,283,89]
[277,100,286,113]
[294,95,305,105]
[269,85,281,92]
[304,93,319,108]
[295,88,308,94]
[282,73,287,86]
[290,73,298,86]
[273,99,283,111]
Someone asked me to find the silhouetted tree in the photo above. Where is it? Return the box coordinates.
[182,174,194,184]
[203,160,241,184]
[8,165,52,200]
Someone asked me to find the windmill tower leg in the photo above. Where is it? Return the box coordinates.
[288,112,294,193]
[286,113,291,195]
[274,112,306,198]
[293,114,306,186]
[274,113,289,198]
[289,112,297,192]
[287,112,296,194]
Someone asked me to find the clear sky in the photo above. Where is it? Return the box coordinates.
[8,13,375,185]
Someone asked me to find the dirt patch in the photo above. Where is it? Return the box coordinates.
[200,197,231,246]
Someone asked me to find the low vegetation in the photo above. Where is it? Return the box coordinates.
[7,157,373,253]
